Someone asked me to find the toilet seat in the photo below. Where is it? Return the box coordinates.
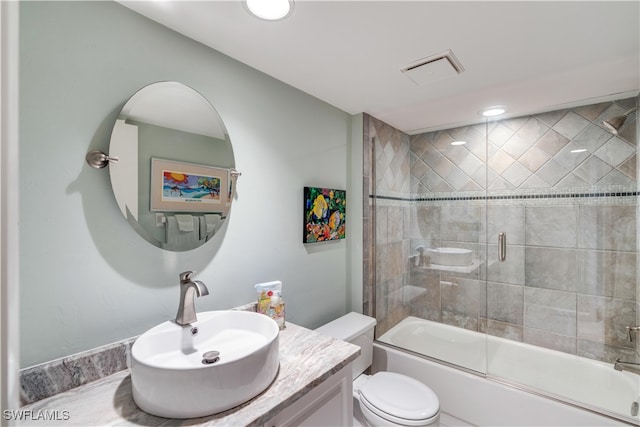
[358,372,439,426]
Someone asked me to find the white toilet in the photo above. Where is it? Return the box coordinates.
[316,312,440,427]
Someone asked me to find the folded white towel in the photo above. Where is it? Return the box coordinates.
[175,214,194,232]
[166,216,200,251]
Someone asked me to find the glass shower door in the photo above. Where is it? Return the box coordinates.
[366,95,640,423]
[367,112,489,375]
[484,97,640,424]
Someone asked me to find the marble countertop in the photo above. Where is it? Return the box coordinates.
[20,322,360,427]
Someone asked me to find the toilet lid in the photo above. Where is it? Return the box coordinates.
[359,372,439,424]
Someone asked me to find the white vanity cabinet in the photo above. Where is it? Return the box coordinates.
[264,364,353,427]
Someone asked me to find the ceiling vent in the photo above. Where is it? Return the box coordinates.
[401,49,465,86]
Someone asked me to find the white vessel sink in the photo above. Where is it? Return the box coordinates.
[427,247,473,266]
[130,310,280,419]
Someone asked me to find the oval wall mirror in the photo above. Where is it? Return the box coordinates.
[108,82,236,251]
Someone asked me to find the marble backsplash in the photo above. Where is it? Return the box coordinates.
[19,338,134,406]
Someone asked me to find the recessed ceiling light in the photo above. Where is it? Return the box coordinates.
[481,106,506,117]
[245,0,294,21]
[570,148,588,153]
[450,140,467,146]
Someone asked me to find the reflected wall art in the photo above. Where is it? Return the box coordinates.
[150,158,229,212]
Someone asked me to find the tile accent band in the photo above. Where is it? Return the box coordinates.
[370,191,640,202]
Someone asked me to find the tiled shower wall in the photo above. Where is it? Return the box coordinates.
[363,115,412,334]
[410,98,638,193]
[364,96,640,364]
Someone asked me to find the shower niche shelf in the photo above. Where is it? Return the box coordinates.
[410,257,481,274]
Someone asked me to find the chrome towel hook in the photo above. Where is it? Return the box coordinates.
[85,150,118,169]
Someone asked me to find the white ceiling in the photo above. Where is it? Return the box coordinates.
[120,0,640,134]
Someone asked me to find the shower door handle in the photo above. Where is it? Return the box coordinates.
[498,232,506,262]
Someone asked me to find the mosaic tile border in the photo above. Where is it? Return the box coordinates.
[372,183,640,206]
[372,190,640,202]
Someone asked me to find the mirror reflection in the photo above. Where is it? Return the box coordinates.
[108,82,235,251]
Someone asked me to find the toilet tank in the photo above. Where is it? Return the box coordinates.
[315,312,377,379]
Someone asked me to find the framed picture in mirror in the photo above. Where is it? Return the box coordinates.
[150,158,229,212]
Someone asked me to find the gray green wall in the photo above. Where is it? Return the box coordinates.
[20,1,353,367]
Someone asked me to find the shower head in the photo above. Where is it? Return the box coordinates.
[602,106,639,135]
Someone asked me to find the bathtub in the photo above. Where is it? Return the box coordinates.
[376,316,638,426]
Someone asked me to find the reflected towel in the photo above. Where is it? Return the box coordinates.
[175,214,194,232]
[199,214,222,240]
[166,216,200,251]
[198,216,207,240]
[204,214,222,233]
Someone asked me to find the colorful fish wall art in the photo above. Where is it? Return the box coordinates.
[303,186,346,243]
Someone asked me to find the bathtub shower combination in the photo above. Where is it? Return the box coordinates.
[378,317,638,425]
[364,97,640,425]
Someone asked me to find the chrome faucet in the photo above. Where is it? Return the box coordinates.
[614,358,640,376]
[175,271,209,326]
[414,246,430,267]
